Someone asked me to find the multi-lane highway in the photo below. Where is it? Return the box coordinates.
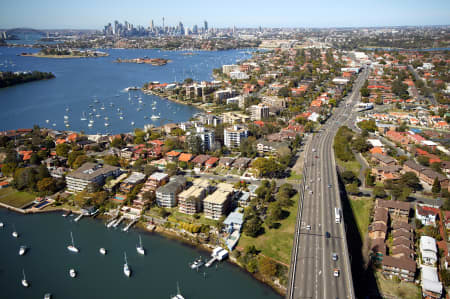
[286,68,369,299]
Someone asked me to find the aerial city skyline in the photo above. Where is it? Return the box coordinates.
[1,0,449,29]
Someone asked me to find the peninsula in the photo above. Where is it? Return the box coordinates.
[114,57,170,66]
[20,48,109,59]
[0,71,55,88]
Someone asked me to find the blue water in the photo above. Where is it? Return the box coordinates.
[0,208,281,299]
[0,47,253,134]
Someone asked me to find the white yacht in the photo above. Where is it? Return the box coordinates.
[99,247,106,255]
[44,293,52,299]
[104,116,109,120]
[69,269,76,278]
[67,232,79,253]
[45,120,50,124]
[21,269,29,288]
[80,112,87,121]
[123,252,131,277]
[131,121,135,126]
[151,115,160,119]
[104,122,110,127]
[12,224,18,238]
[64,115,69,120]
[88,123,93,128]
[65,124,70,128]
[0,221,4,228]
[136,236,145,255]
[119,116,124,120]
[52,123,56,127]
[19,245,27,256]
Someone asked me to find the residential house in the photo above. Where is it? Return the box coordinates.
[421,265,443,299]
[119,172,146,194]
[371,153,397,167]
[416,204,440,226]
[420,236,438,265]
[219,157,235,168]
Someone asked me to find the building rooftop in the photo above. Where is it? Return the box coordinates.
[204,189,231,205]
[178,185,205,199]
[123,172,146,184]
[150,172,169,181]
[67,162,119,181]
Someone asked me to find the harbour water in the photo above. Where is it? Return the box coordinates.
[0,46,253,134]
[0,208,281,299]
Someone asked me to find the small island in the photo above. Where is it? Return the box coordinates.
[114,57,170,66]
[0,71,55,88]
[20,48,109,59]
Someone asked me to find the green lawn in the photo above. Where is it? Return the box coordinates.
[375,272,421,299]
[237,195,299,265]
[0,188,36,208]
[0,187,14,197]
[337,158,361,175]
[349,196,374,240]
[287,171,302,181]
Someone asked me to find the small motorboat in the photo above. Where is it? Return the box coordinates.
[19,245,27,256]
[99,248,106,255]
[21,269,29,288]
[69,268,76,278]
[44,293,52,299]
[190,258,204,270]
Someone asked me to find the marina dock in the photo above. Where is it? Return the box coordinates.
[113,216,124,228]
[122,219,137,232]
[205,257,218,268]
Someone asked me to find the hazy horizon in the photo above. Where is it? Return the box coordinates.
[1,0,449,30]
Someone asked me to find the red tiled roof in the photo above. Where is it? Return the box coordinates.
[178,153,193,162]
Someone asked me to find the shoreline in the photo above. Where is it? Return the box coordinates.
[0,202,286,296]
[142,88,209,113]
[20,53,109,59]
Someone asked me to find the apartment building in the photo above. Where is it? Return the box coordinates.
[66,162,120,193]
[249,103,269,120]
[156,176,186,208]
[224,125,248,148]
[203,183,234,220]
[178,185,206,215]
[381,256,416,282]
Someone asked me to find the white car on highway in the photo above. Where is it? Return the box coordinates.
[333,268,340,277]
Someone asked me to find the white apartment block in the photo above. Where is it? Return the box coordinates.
[224,125,248,148]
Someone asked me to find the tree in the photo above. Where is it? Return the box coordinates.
[111,137,125,148]
[357,120,377,132]
[103,155,120,166]
[432,178,441,194]
[253,158,284,178]
[278,87,290,98]
[346,182,359,195]
[352,136,370,153]
[240,138,256,158]
[342,171,358,185]
[243,216,262,237]
[55,143,70,157]
[400,172,422,191]
[267,202,283,221]
[258,256,277,277]
[144,165,157,176]
[166,163,178,176]
[417,155,430,166]
[187,135,204,155]
[73,155,88,169]
[373,186,387,198]
[365,171,375,187]
[37,177,56,195]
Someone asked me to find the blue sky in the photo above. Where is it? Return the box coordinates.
[0,0,449,29]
